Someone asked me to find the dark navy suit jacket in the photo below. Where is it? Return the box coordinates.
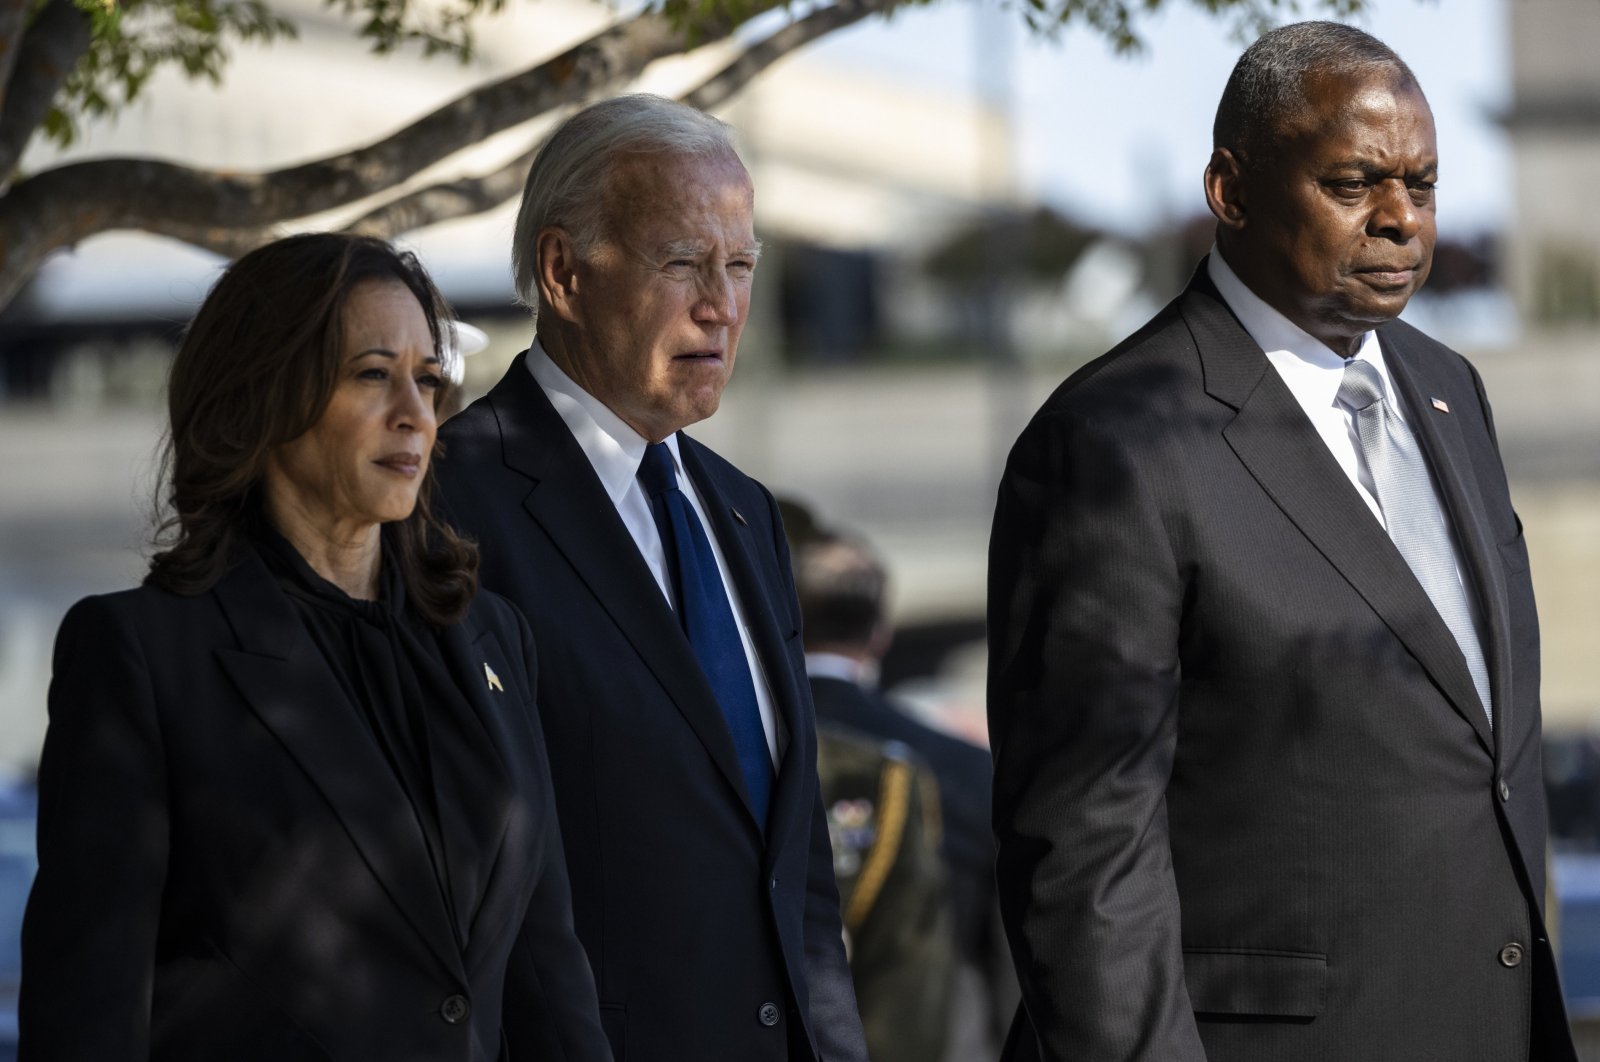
[437,354,866,1062]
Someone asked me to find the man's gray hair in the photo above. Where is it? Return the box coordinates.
[511,93,741,309]
[1214,21,1419,165]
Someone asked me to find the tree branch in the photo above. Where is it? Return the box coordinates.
[683,0,898,111]
[154,221,294,261]
[332,0,907,246]
[0,0,791,307]
[0,0,91,182]
[340,144,538,241]
[0,0,32,105]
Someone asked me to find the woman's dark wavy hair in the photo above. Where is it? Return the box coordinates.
[148,232,479,626]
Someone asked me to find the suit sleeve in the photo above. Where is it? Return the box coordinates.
[20,596,169,1061]
[502,611,613,1062]
[987,410,1206,1062]
[766,488,869,1062]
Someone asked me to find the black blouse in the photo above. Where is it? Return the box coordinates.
[255,525,502,951]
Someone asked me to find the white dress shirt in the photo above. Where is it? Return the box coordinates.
[1207,249,1482,619]
[527,342,784,767]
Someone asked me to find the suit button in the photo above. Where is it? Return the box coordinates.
[758,1002,781,1027]
[1498,780,1511,802]
[440,994,471,1024]
[770,877,779,891]
[1499,943,1524,968]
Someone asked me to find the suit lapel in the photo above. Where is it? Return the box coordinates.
[679,436,812,849]
[210,552,466,977]
[1381,327,1512,750]
[488,360,757,825]
[1184,276,1493,754]
[431,616,518,949]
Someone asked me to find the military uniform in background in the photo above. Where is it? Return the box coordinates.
[818,725,955,1062]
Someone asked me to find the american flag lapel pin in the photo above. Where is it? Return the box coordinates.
[1431,397,1450,413]
[483,662,504,692]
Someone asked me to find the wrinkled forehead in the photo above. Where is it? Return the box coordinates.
[601,149,755,238]
[605,149,750,206]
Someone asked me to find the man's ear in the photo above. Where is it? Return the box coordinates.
[1204,148,1248,231]
[535,226,582,324]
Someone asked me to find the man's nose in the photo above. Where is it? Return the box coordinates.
[691,269,739,325]
[1369,181,1423,242]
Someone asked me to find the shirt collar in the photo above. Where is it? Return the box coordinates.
[527,339,686,504]
[804,651,879,688]
[1208,246,1389,411]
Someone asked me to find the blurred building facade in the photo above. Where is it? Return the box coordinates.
[1503,0,1600,330]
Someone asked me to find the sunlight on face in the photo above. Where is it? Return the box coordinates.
[1229,70,1438,357]
[264,279,443,543]
[556,151,759,442]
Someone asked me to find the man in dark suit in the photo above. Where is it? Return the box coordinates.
[435,94,867,1062]
[988,22,1577,1062]
[794,530,1015,1061]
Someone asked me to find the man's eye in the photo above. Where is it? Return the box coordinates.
[729,259,755,274]
[1331,179,1368,194]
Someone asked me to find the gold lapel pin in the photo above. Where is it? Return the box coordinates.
[483,662,504,692]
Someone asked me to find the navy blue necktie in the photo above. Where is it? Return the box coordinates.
[637,442,773,824]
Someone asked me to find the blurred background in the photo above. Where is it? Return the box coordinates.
[0,0,1596,1051]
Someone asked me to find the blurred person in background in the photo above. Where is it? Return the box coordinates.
[19,233,609,1061]
[817,723,952,1062]
[989,21,1576,1062]
[435,95,867,1062]
[793,527,1016,1062]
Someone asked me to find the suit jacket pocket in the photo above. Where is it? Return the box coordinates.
[1183,947,1327,1020]
[1498,521,1530,575]
[152,942,332,1060]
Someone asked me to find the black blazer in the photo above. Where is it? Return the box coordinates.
[436,354,867,1062]
[988,264,1577,1062]
[20,549,610,1061]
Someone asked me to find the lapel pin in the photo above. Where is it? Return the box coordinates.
[731,506,748,527]
[483,662,504,692]
[1431,397,1450,413]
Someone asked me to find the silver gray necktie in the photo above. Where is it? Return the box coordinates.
[1338,359,1492,725]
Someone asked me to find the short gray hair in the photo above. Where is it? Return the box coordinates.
[1214,21,1419,165]
[511,94,741,309]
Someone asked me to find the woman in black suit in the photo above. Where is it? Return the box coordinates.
[19,234,611,1062]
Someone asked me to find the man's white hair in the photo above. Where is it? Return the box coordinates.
[510,94,741,312]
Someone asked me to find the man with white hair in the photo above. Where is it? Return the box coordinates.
[437,94,868,1062]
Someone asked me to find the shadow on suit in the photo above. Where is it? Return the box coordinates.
[988,263,1578,1062]
[19,549,606,1061]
